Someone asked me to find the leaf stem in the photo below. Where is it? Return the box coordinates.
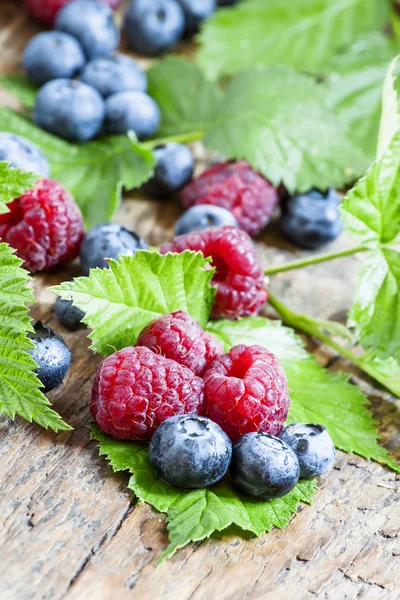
[141,131,205,149]
[267,291,399,397]
[264,245,367,276]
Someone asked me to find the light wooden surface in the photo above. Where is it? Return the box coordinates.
[0,2,399,599]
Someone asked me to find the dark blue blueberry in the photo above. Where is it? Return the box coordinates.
[177,0,216,32]
[280,188,343,250]
[175,205,238,235]
[28,321,71,393]
[34,79,105,142]
[230,432,300,499]
[105,91,160,138]
[149,414,232,489]
[0,133,49,176]
[55,297,86,331]
[144,143,193,197]
[124,0,185,56]
[55,0,120,59]
[80,54,147,98]
[279,423,336,479]
[23,31,86,87]
[79,222,149,275]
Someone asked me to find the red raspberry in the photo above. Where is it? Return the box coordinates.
[204,344,290,442]
[160,226,268,319]
[90,346,205,441]
[23,0,120,25]
[0,178,84,272]
[137,310,223,376]
[181,160,278,236]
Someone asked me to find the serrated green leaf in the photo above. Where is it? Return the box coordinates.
[149,58,365,192]
[348,248,400,360]
[0,74,37,110]
[147,56,220,137]
[197,0,390,80]
[206,317,399,471]
[377,54,400,158]
[0,109,155,227]
[53,251,216,355]
[0,243,71,431]
[324,34,399,164]
[341,130,400,245]
[0,161,38,213]
[90,424,317,560]
[359,352,400,397]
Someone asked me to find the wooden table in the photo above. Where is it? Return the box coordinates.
[1,2,399,598]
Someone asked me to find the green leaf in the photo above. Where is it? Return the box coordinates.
[349,248,400,359]
[377,54,400,159]
[206,317,399,471]
[0,109,155,227]
[0,243,71,431]
[53,250,216,355]
[147,55,220,136]
[149,58,365,192]
[0,161,38,213]
[197,0,390,80]
[359,352,400,397]
[0,74,37,109]
[341,130,400,245]
[324,34,399,163]
[90,425,317,560]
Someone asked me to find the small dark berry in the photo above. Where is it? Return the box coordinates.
[174,205,238,235]
[55,296,86,331]
[28,321,71,392]
[144,143,193,197]
[279,423,336,478]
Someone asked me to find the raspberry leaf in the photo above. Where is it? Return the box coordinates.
[197,0,390,80]
[206,317,399,472]
[0,242,71,431]
[0,161,38,213]
[53,251,216,355]
[0,109,155,228]
[324,34,400,164]
[377,54,400,158]
[89,425,317,560]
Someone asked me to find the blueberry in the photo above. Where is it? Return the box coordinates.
[28,321,71,393]
[175,205,238,235]
[124,0,185,56]
[280,188,343,250]
[279,423,336,479]
[55,297,86,331]
[23,32,86,87]
[0,133,49,176]
[55,0,120,59]
[79,222,149,275]
[149,414,232,488]
[177,0,216,32]
[34,79,105,142]
[144,143,193,197]
[105,91,160,138]
[230,432,300,499]
[80,54,147,98]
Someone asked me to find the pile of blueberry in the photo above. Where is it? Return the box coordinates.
[151,417,335,498]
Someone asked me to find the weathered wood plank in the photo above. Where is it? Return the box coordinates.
[0,2,399,599]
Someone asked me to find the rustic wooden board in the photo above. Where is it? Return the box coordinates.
[0,2,399,599]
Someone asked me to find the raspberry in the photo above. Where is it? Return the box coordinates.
[160,226,268,319]
[181,160,278,236]
[23,0,120,25]
[204,344,290,442]
[0,178,84,272]
[90,346,205,440]
[137,310,223,376]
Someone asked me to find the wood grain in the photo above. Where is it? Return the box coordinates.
[0,2,399,599]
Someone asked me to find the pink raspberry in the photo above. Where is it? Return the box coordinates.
[137,310,223,376]
[181,160,278,236]
[90,346,205,440]
[160,226,268,319]
[204,344,290,442]
[0,178,84,272]
[24,0,120,25]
